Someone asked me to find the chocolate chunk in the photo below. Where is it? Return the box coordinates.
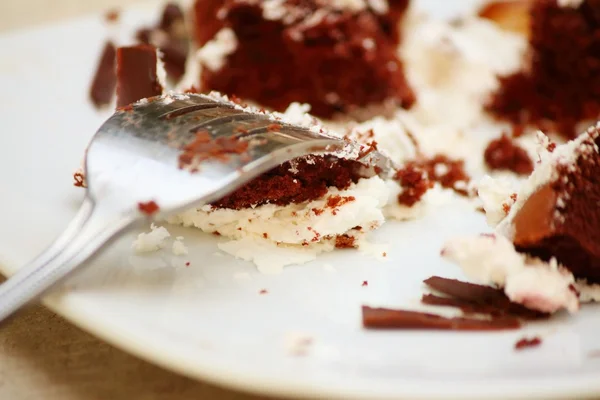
[89,41,117,108]
[116,45,164,108]
[423,276,549,319]
[362,306,521,331]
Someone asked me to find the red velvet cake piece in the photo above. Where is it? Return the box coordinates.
[191,0,415,118]
[487,0,600,138]
[497,125,600,284]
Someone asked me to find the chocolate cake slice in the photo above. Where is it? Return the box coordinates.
[190,0,415,118]
[497,124,600,284]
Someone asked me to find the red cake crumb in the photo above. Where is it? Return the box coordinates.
[394,165,433,206]
[362,306,521,330]
[484,134,534,175]
[488,0,600,138]
[211,156,366,210]
[185,261,191,266]
[116,45,164,108]
[394,154,471,205]
[89,41,117,108]
[515,336,542,350]
[259,289,268,295]
[178,130,250,169]
[335,234,357,249]
[362,280,369,287]
[73,171,86,188]
[192,0,414,118]
[105,9,120,23]
[138,200,160,215]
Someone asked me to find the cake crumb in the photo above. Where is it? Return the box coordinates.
[259,289,268,295]
[132,224,171,253]
[73,170,86,188]
[362,280,369,287]
[172,238,188,255]
[515,336,542,350]
[138,200,160,215]
[484,134,533,175]
[105,9,120,23]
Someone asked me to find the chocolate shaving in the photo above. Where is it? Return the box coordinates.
[423,276,549,320]
[362,306,521,331]
[89,41,117,108]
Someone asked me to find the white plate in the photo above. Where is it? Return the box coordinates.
[1,2,600,399]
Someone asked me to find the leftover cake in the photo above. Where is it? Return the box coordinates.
[488,0,600,138]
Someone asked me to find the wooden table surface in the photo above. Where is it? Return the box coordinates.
[0,1,272,399]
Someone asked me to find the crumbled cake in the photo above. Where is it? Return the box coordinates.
[488,0,600,138]
[190,0,415,117]
[484,133,533,175]
[211,155,366,209]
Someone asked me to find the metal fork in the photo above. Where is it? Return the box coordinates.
[0,93,390,322]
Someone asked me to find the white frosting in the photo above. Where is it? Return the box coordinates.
[197,28,238,72]
[167,176,389,272]
[171,237,189,256]
[496,126,600,237]
[477,175,517,227]
[442,234,579,313]
[132,224,171,253]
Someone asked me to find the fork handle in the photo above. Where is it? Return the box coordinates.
[0,197,134,322]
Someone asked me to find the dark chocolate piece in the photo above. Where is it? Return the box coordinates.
[362,306,521,330]
[89,41,117,108]
[116,45,164,108]
[423,276,549,319]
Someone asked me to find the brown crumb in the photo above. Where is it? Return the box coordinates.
[137,200,160,215]
[185,261,190,266]
[267,123,282,132]
[515,336,542,350]
[393,165,432,206]
[73,171,86,188]
[547,142,556,153]
[335,234,356,249]
[179,130,249,169]
[105,9,120,23]
[262,233,268,239]
[259,289,268,295]
[382,252,387,257]
[484,134,533,175]
[326,195,355,209]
